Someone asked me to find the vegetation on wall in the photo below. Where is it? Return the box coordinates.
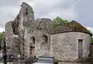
[51,17,90,35]
[0,32,4,50]
[52,16,68,26]
[91,38,93,43]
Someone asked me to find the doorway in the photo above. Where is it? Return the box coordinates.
[78,39,83,59]
[30,46,35,57]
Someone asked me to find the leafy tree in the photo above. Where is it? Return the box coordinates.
[88,29,93,34]
[91,38,93,43]
[52,16,68,26]
[0,32,4,50]
[88,30,93,43]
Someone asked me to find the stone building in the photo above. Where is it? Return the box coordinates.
[5,2,92,64]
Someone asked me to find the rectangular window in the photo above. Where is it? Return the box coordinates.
[78,39,83,59]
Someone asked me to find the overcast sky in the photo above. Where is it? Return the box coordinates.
[0,0,93,32]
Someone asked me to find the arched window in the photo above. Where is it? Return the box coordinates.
[42,35,48,43]
[30,36,35,44]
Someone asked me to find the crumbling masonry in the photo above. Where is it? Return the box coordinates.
[5,2,93,64]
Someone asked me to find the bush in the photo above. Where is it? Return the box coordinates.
[0,32,4,50]
[52,16,68,26]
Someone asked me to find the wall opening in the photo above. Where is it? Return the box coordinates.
[30,36,35,44]
[78,39,83,59]
[30,36,35,57]
[29,46,35,57]
[25,8,28,15]
[41,35,49,55]
[42,35,48,43]
[12,22,19,35]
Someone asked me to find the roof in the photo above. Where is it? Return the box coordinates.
[51,21,92,36]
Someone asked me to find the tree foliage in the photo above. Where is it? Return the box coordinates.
[0,32,3,50]
[88,30,93,43]
[88,29,93,34]
[52,16,68,26]
[91,38,93,43]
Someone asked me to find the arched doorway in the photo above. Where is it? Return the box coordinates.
[42,35,48,43]
[41,35,49,55]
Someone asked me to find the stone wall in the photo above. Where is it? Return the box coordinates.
[24,18,52,58]
[5,21,13,37]
[5,2,35,57]
[58,62,91,64]
[24,29,50,57]
[5,2,52,58]
[50,32,91,62]
[5,21,21,56]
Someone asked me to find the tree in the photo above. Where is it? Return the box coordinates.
[52,16,68,26]
[88,30,93,43]
[91,38,93,43]
[0,32,4,50]
[88,29,93,34]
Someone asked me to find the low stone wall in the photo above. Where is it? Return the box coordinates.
[58,62,91,64]
[0,62,13,64]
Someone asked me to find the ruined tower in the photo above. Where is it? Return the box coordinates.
[5,2,35,57]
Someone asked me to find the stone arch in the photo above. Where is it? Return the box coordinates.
[41,35,48,43]
[41,35,49,55]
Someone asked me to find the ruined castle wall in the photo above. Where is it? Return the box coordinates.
[23,18,52,58]
[5,21,13,37]
[10,2,35,57]
[24,28,51,58]
[5,21,21,56]
[50,32,91,62]
[5,21,14,50]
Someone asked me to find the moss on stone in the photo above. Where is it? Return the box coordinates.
[51,20,91,35]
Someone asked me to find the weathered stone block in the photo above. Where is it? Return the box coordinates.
[5,21,13,37]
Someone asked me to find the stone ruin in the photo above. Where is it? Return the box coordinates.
[5,2,93,64]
